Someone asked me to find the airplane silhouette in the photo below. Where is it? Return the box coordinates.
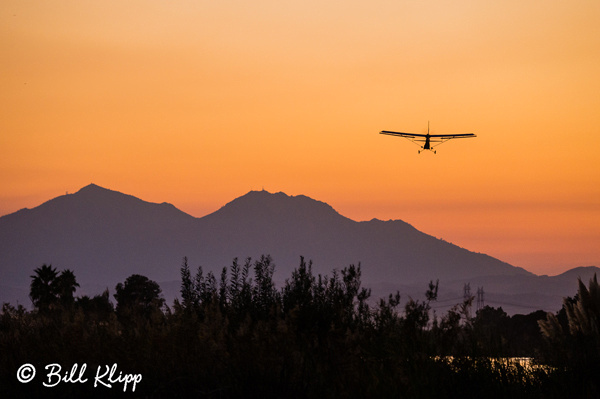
[380,122,476,153]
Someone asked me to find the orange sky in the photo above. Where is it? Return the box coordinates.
[2,1,599,276]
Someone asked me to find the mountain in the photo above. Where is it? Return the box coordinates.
[0,184,196,286]
[196,190,531,283]
[0,184,596,313]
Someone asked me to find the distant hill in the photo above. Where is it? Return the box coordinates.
[0,184,197,286]
[1,184,596,313]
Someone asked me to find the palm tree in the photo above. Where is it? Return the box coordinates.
[55,269,79,307]
[30,264,59,310]
[29,265,80,310]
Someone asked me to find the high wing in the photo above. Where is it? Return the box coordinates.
[379,131,428,138]
[428,133,476,139]
[379,131,476,139]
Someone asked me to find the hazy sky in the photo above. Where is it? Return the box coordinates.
[2,1,599,275]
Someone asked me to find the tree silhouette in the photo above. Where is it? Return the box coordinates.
[539,274,600,353]
[29,264,79,310]
[30,264,59,310]
[252,255,279,317]
[9,258,598,398]
[114,274,165,323]
[564,274,600,339]
[538,273,600,395]
[180,256,198,310]
[76,289,114,319]
[55,269,79,307]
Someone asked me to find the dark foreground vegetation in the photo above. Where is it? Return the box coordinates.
[1,256,599,398]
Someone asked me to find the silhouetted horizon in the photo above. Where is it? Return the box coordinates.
[1,183,597,314]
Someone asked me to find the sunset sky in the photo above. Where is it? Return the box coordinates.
[2,1,599,276]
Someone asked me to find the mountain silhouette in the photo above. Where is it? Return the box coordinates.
[194,188,531,285]
[1,184,597,312]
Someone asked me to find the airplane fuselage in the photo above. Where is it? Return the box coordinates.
[423,135,431,150]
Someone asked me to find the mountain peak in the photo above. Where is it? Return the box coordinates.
[555,266,600,279]
[205,190,349,224]
[74,183,125,199]
[77,183,105,193]
[22,184,191,225]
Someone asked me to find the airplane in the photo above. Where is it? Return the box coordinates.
[380,122,476,154]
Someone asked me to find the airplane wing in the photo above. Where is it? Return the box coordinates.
[429,133,476,139]
[380,131,476,139]
[379,131,428,138]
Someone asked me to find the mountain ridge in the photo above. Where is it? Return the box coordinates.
[0,184,595,313]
